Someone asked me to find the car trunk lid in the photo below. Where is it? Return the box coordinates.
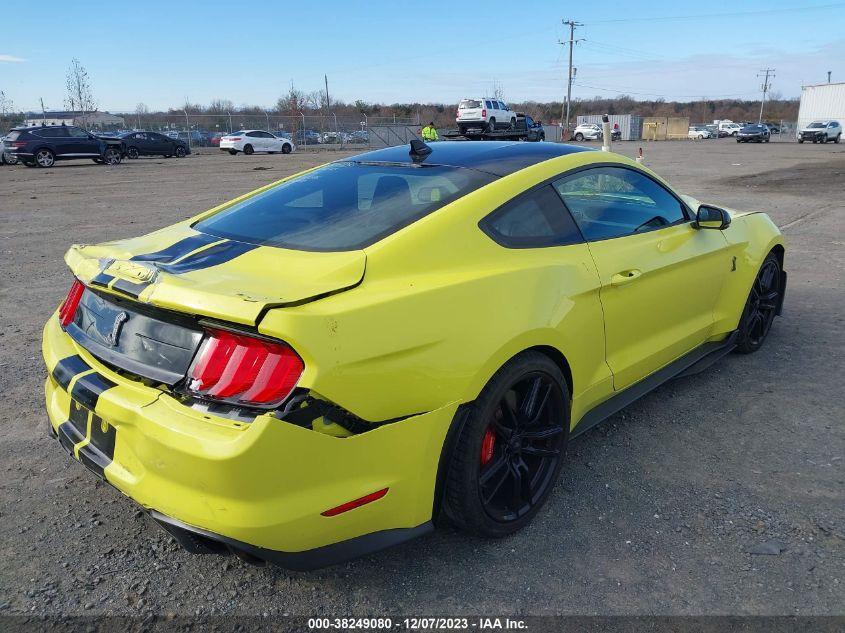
[65,228,366,327]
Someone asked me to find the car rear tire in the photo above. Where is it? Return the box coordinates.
[127,147,140,159]
[243,144,254,155]
[441,351,570,538]
[103,147,122,165]
[35,149,55,168]
[282,144,292,154]
[574,133,584,141]
[835,134,841,144]
[486,118,496,133]
[510,117,516,130]
[734,253,781,354]
[175,145,187,158]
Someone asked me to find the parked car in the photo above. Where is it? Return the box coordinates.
[3,125,124,168]
[705,124,728,138]
[208,132,225,147]
[44,141,786,569]
[797,120,841,144]
[1,135,19,165]
[219,130,295,155]
[456,97,518,134]
[717,121,742,136]
[294,129,322,145]
[688,126,712,140]
[571,123,602,141]
[520,115,546,142]
[763,122,780,135]
[347,130,369,144]
[120,131,190,158]
[736,124,771,143]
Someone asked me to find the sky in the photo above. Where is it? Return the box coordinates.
[1,0,843,113]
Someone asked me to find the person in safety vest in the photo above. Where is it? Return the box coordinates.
[421,121,439,142]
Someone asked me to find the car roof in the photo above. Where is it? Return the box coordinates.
[347,141,593,177]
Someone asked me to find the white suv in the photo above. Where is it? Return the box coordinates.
[456,98,518,134]
[798,120,842,144]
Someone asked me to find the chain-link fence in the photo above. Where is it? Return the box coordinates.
[114,112,420,150]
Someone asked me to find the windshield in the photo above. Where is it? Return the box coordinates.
[459,100,481,109]
[195,162,496,251]
[808,122,825,128]
[229,130,247,135]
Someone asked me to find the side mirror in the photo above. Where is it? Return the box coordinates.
[693,205,731,230]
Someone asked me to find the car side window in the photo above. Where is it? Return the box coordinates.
[35,127,67,138]
[246,131,260,137]
[480,185,582,249]
[485,100,492,109]
[552,166,687,241]
[67,127,89,138]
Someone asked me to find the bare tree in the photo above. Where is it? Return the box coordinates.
[274,86,306,113]
[65,58,97,123]
[0,90,13,116]
[134,103,148,129]
[491,79,505,100]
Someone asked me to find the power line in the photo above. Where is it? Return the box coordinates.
[571,81,762,100]
[588,2,845,23]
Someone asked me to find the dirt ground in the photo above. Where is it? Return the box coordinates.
[0,140,842,618]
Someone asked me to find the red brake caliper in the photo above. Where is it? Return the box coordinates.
[480,426,496,466]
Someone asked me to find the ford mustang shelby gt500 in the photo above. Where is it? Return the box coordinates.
[43,141,786,569]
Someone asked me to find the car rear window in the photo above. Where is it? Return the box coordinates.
[195,162,496,251]
[459,100,481,109]
[4,131,20,141]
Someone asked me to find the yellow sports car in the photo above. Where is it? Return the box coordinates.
[43,141,786,569]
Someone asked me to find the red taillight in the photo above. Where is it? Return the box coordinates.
[187,328,303,407]
[482,108,487,118]
[321,488,389,517]
[58,279,85,327]
[12,141,26,148]
[229,137,241,141]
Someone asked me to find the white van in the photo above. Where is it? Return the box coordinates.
[456,98,518,134]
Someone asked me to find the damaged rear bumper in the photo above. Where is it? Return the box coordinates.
[43,315,458,568]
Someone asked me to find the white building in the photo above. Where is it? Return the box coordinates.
[22,110,125,129]
[796,82,845,130]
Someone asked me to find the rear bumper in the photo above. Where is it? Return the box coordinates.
[42,315,457,567]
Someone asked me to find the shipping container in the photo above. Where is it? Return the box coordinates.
[797,82,845,135]
[576,114,642,140]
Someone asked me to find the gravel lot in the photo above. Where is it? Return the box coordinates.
[0,140,842,618]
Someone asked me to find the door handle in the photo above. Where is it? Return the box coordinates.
[610,269,642,286]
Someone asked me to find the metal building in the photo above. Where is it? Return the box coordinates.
[797,82,845,131]
[576,114,642,140]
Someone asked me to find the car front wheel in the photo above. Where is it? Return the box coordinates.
[574,133,584,141]
[103,147,121,165]
[175,145,187,158]
[735,253,782,354]
[127,147,140,159]
[282,143,292,154]
[442,351,569,537]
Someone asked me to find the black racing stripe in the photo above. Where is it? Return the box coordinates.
[70,373,117,411]
[51,355,92,391]
[57,424,77,454]
[67,401,89,436]
[130,233,220,264]
[157,240,258,274]
[90,272,115,288]
[78,414,116,478]
[111,278,150,299]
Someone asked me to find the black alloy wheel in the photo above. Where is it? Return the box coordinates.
[442,352,569,537]
[243,144,254,155]
[175,145,187,157]
[735,254,781,353]
[282,144,292,154]
[127,146,140,159]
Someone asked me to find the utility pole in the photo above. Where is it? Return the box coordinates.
[827,71,832,83]
[757,68,775,124]
[559,20,583,134]
[324,74,330,111]
[40,97,46,124]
